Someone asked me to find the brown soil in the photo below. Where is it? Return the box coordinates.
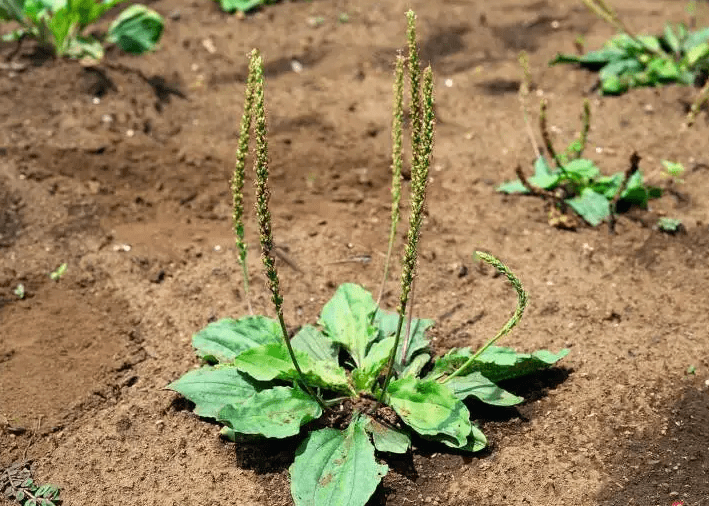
[2,0,709,504]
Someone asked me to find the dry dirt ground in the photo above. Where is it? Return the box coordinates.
[1,0,709,504]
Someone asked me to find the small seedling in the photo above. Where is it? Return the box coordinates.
[13,284,25,299]
[338,12,349,24]
[661,160,685,183]
[213,0,279,14]
[550,0,709,97]
[499,97,661,228]
[657,217,684,234]
[1,462,61,506]
[0,0,164,61]
[168,13,568,506]
[49,263,67,281]
[686,365,696,375]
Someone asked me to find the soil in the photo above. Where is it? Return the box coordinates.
[1,0,709,504]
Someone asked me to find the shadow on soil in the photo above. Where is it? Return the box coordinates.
[597,385,709,506]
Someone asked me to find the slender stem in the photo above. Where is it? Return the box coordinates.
[444,252,528,383]
[399,278,416,364]
[686,77,709,128]
[518,51,541,159]
[379,313,406,400]
[575,99,591,160]
[276,312,326,410]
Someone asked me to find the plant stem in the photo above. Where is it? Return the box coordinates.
[539,98,565,170]
[400,278,415,364]
[686,77,709,128]
[518,51,541,159]
[250,54,325,409]
[580,0,669,59]
[232,49,258,315]
[375,53,405,312]
[575,99,591,160]
[444,252,528,383]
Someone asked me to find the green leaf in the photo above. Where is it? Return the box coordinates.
[166,366,266,419]
[590,174,623,199]
[661,160,685,177]
[64,34,104,59]
[497,179,528,194]
[663,23,680,54]
[444,371,523,406]
[363,416,411,454]
[192,316,282,364]
[217,0,262,13]
[218,386,322,438]
[458,425,487,453]
[601,74,629,95]
[353,336,394,391]
[598,58,643,81]
[372,309,433,373]
[685,41,709,67]
[319,283,377,367]
[106,4,163,54]
[234,342,353,394]
[468,346,569,383]
[16,490,25,502]
[657,217,683,233]
[682,27,709,52]
[0,0,24,22]
[291,324,339,364]
[563,158,600,183]
[646,57,681,81]
[566,188,610,226]
[290,415,388,506]
[402,352,430,378]
[430,346,568,383]
[620,171,661,207]
[529,156,559,189]
[386,376,471,448]
[550,47,625,67]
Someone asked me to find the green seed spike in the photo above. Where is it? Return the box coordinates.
[232,49,259,315]
[407,9,423,182]
[444,252,528,383]
[375,53,405,310]
[250,55,325,410]
[379,52,435,402]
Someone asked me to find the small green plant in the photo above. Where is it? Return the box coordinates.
[661,159,685,183]
[213,0,277,14]
[657,217,684,234]
[1,463,61,506]
[0,0,164,60]
[49,263,67,281]
[499,99,661,227]
[13,284,25,299]
[168,13,568,506]
[550,0,709,96]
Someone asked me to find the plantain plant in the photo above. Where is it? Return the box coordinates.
[168,12,568,506]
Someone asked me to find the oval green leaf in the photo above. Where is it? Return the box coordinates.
[192,316,282,364]
[218,386,322,438]
[107,4,164,55]
[444,371,523,406]
[319,283,378,367]
[166,365,265,419]
[387,376,471,447]
[290,416,388,506]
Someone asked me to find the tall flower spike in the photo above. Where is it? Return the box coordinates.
[375,53,405,309]
[231,49,259,315]
[250,54,325,409]
[379,59,435,401]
